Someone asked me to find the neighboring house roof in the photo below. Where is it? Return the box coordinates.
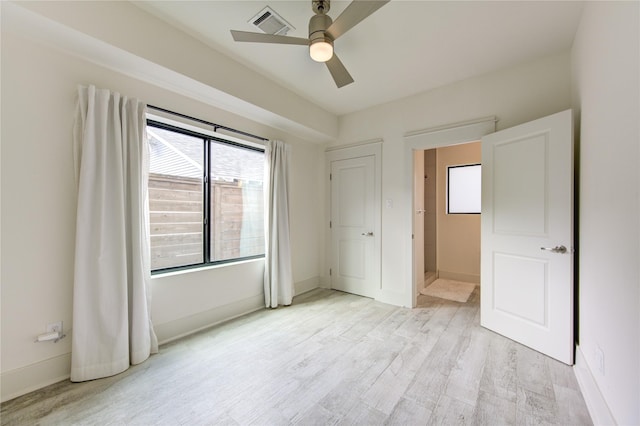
[148,127,202,179]
[148,127,263,182]
[210,141,264,183]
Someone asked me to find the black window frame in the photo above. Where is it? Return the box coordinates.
[147,119,266,275]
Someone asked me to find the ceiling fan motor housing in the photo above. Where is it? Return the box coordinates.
[309,12,334,46]
[309,12,333,40]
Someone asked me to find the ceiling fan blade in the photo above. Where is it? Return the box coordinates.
[326,1,390,40]
[230,30,308,45]
[325,54,354,88]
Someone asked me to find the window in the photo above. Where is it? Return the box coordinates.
[147,121,265,272]
[447,163,481,214]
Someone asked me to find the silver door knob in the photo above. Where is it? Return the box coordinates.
[361,231,374,236]
[540,245,567,254]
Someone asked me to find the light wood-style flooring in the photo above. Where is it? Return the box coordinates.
[1,287,592,425]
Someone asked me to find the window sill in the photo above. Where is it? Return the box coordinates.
[150,257,265,280]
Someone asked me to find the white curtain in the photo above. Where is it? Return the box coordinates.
[264,140,294,308]
[71,85,158,382]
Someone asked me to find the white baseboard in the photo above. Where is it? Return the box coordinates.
[295,276,321,295]
[437,270,480,284]
[1,278,322,404]
[573,345,617,425]
[318,274,331,289]
[155,294,265,345]
[1,353,71,403]
[1,295,266,403]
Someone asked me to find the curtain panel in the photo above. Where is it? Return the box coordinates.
[264,140,294,308]
[71,85,158,382]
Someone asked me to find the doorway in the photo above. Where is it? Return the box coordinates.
[405,111,574,365]
[414,142,482,297]
[403,117,496,307]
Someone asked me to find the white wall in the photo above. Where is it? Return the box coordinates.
[571,2,640,424]
[9,1,336,143]
[336,52,572,306]
[0,11,325,401]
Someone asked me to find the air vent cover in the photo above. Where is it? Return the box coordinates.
[250,6,294,36]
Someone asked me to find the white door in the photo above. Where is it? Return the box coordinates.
[331,155,378,298]
[413,151,425,294]
[481,109,574,365]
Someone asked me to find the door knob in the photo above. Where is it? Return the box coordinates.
[540,245,567,254]
[361,231,374,236]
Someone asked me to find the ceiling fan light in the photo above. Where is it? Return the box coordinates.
[310,40,333,62]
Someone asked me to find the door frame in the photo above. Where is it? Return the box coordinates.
[325,140,382,297]
[403,117,496,307]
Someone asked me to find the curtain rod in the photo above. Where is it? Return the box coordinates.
[147,104,269,142]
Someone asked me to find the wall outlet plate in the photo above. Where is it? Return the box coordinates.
[46,321,63,334]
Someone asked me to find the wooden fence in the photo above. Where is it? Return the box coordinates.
[149,173,264,270]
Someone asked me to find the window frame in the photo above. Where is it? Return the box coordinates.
[147,119,266,275]
[446,163,482,215]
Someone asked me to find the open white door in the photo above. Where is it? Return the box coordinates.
[481,109,574,364]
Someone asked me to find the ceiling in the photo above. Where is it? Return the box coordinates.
[134,1,584,116]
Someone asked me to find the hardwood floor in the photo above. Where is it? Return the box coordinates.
[1,288,592,425]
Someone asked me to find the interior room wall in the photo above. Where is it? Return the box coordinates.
[0,27,325,402]
[336,52,572,306]
[435,143,481,284]
[9,1,337,143]
[423,150,437,274]
[571,2,640,424]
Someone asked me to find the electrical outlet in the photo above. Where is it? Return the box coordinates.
[594,345,605,375]
[46,321,63,334]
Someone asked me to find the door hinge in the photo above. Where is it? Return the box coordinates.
[329,220,332,228]
[204,218,208,225]
[330,173,332,180]
[204,175,208,183]
[329,268,332,276]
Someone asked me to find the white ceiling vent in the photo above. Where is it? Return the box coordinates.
[250,6,294,36]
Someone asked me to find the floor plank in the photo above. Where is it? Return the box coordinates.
[1,288,592,425]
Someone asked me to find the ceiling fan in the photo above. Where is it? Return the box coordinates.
[230,0,389,88]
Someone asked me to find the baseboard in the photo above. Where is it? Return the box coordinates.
[1,353,71,403]
[437,270,480,284]
[318,274,331,289]
[155,294,265,345]
[1,295,266,403]
[425,271,437,287]
[573,345,617,425]
[295,276,321,295]
[1,281,321,403]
